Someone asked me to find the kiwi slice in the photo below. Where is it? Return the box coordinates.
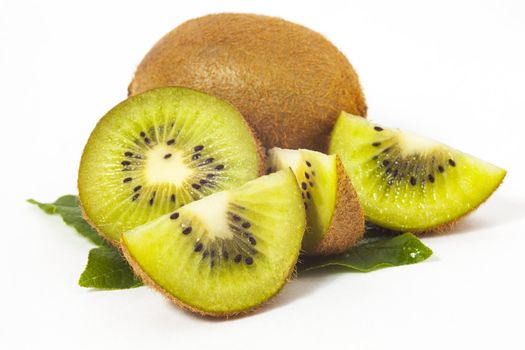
[267,148,364,255]
[121,170,305,317]
[78,87,263,243]
[329,112,507,232]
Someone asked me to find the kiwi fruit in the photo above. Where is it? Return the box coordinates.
[267,148,364,255]
[78,87,263,243]
[329,112,507,232]
[121,170,305,317]
[128,13,367,152]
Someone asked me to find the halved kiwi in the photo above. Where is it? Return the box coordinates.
[267,148,364,255]
[121,170,305,317]
[78,87,263,243]
[329,112,507,232]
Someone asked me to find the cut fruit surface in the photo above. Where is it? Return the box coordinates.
[121,170,305,316]
[329,112,506,232]
[78,87,262,242]
[267,148,364,255]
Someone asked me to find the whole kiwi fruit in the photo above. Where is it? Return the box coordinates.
[129,13,367,152]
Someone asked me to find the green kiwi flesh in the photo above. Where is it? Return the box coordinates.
[329,112,507,232]
[121,170,305,317]
[78,87,262,242]
[267,148,364,254]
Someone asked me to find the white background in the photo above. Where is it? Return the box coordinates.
[1,0,524,349]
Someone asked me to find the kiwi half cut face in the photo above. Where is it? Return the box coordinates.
[267,148,364,255]
[329,112,506,232]
[121,170,305,317]
[78,87,262,242]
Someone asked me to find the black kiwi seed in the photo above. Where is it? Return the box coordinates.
[307,192,311,199]
[170,212,179,220]
[124,151,133,157]
[309,181,314,187]
[199,179,207,185]
[410,176,417,186]
[194,145,204,152]
[167,139,175,145]
[132,193,140,201]
[301,192,305,199]
[372,142,381,147]
[202,158,214,165]
[192,183,201,190]
[149,197,154,205]
[192,153,201,161]
[382,160,390,167]
[232,214,241,221]
[144,138,151,145]
[234,255,242,263]
[140,131,146,137]
[428,174,435,183]
[245,257,254,265]
[301,182,307,190]
[133,185,142,192]
[438,165,445,173]
[242,222,251,229]
[305,172,310,179]
[306,161,312,167]
[383,147,391,154]
[223,251,229,260]
[194,242,203,252]
[448,159,456,167]
[171,194,176,202]
[304,202,308,210]
[202,251,209,259]
[248,237,257,245]
[372,155,379,160]
[121,160,131,166]
[386,168,392,174]
[374,126,384,131]
[164,153,172,159]
[215,164,224,170]
[183,226,192,235]
[392,169,398,177]
[123,177,132,183]
[207,173,215,179]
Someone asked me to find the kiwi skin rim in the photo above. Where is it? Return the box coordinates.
[416,170,507,235]
[77,86,266,245]
[309,156,365,255]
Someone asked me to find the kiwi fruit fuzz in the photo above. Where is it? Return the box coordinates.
[329,112,507,233]
[267,148,364,255]
[121,170,306,317]
[78,87,263,243]
[128,13,366,151]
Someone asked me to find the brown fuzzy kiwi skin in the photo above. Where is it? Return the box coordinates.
[128,13,367,152]
[119,228,303,319]
[77,86,266,244]
[309,156,365,255]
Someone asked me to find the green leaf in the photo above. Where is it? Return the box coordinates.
[79,246,143,289]
[299,233,433,273]
[28,195,107,247]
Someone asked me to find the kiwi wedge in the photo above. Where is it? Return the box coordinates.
[267,148,364,255]
[128,13,366,151]
[121,170,305,317]
[329,112,507,232]
[78,87,263,243]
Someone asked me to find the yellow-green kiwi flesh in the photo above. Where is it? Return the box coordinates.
[329,112,507,233]
[267,148,365,255]
[128,13,367,152]
[78,87,264,244]
[121,170,306,317]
